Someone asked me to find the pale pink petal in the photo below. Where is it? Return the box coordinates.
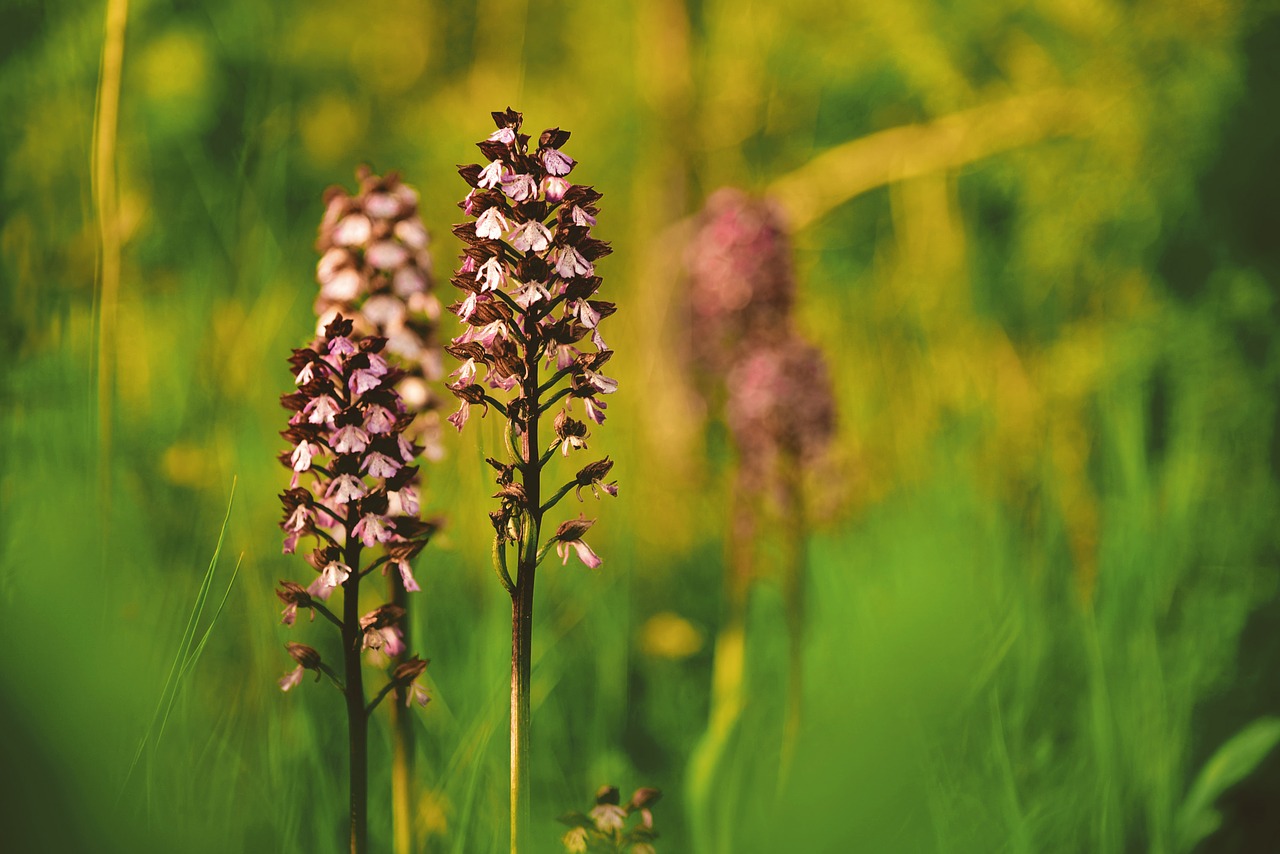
[542,148,575,177]
[395,486,419,516]
[393,265,426,296]
[447,402,470,432]
[332,425,370,454]
[364,405,395,434]
[333,213,372,246]
[278,665,305,692]
[361,452,401,479]
[478,159,507,189]
[381,626,405,657]
[570,539,603,569]
[396,559,421,593]
[367,241,410,270]
[363,192,402,219]
[475,207,509,240]
[394,219,428,249]
[329,336,358,357]
[511,221,551,253]
[542,176,569,201]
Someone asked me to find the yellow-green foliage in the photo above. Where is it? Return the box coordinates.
[2,1,1278,852]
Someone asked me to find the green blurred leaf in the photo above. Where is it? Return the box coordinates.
[1177,717,1280,853]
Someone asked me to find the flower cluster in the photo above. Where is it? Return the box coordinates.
[274,315,433,703]
[725,337,837,490]
[558,786,661,853]
[316,167,445,460]
[446,108,617,570]
[685,188,836,487]
[684,188,795,380]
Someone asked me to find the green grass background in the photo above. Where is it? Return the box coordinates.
[4,1,1280,851]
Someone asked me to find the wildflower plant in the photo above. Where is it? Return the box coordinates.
[276,315,436,854]
[315,167,446,460]
[446,108,618,850]
[558,786,662,853]
[314,167,444,854]
[684,189,837,788]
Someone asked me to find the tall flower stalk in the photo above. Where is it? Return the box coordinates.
[446,108,617,853]
[724,335,835,769]
[276,316,435,854]
[684,189,836,785]
[314,168,444,854]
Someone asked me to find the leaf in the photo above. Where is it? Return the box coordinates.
[116,478,240,811]
[1176,716,1280,853]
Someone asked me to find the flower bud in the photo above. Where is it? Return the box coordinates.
[554,516,595,542]
[392,655,429,685]
[359,603,406,631]
[285,641,323,670]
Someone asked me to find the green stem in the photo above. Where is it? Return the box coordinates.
[312,601,344,632]
[510,307,543,854]
[316,661,346,693]
[482,394,510,418]
[361,553,391,578]
[342,516,368,854]
[537,366,572,396]
[778,447,808,783]
[539,386,572,414]
[540,480,576,516]
[366,678,398,716]
[388,562,415,854]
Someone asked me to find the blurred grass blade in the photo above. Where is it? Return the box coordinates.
[1176,716,1280,853]
[119,479,239,804]
[178,553,244,683]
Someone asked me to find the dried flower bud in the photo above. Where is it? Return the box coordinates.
[275,580,315,626]
[486,456,517,485]
[554,410,590,455]
[392,655,429,685]
[554,516,595,542]
[496,482,529,506]
[628,788,661,810]
[359,603,406,630]
[392,655,431,707]
[574,457,617,501]
[276,580,313,607]
[553,516,602,569]
[285,641,323,670]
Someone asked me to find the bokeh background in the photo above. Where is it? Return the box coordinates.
[4,0,1280,851]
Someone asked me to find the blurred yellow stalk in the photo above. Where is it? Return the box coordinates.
[92,0,129,473]
[769,89,1093,231]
